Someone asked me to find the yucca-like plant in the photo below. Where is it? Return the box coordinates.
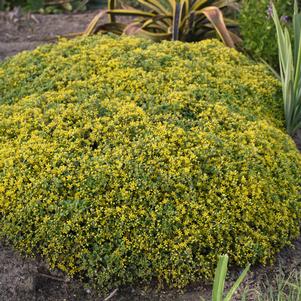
[204,254,250,301]
[83,0,239,47]
[272,0,301,136]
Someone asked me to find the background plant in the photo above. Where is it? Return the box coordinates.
[272,0,301,135]
[242,269,301,300]
[239,0,295,68]
[84,0,239,46]
[0,0,92,12]
[258,271,301,300]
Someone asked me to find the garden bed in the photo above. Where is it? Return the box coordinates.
[1,237,301,300]
[0,10,132,60]
[1,9,301,301]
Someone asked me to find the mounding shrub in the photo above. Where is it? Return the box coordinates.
[0,35,301,290]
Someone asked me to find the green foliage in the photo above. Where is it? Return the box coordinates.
[272,0,301,135]
[119,0,142,8]
[259,271,301,300]
[243,269,301,300]
[239,0,294,68]
[0,0,25,9]
[0,0,88,12]
[0,35,301,291]
[209,255,249,301]
[85,0,239,46]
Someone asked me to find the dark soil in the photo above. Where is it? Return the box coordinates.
[1,10,301,301]
[2,236,301,301]
[294,129,301,152]
[0,10,98,60]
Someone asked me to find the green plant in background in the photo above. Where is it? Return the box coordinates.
[239,0,294,68]
[241,269,301,300]
[83,0,239,46]
[208,254,250,301]
[42,0,89,12]
[0,0,25,9]
[0,0,89,12]
[258,270,301,300]
[272,0,301,135]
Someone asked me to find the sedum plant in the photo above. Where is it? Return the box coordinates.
[83,0,239,47]
[1,35,301,291]
[272,0,301,135]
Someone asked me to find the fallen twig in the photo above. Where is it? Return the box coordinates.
[38,272,66,282]
[103,288,118,301]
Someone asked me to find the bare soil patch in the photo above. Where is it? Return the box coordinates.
[294,129,301,151]
[2,237,301,301]
[0,11,101,60]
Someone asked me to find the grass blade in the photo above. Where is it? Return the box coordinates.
[224,263,251,301]
[213,255,228,301]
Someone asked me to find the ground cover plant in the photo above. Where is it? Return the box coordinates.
[0,35,301,292]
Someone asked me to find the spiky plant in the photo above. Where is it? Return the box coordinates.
[202,254,250,301]
[83,0,239,47]
[272,0,301,136]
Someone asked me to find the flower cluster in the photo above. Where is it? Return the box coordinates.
[266,1,290,23]
[0,35,300,290]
